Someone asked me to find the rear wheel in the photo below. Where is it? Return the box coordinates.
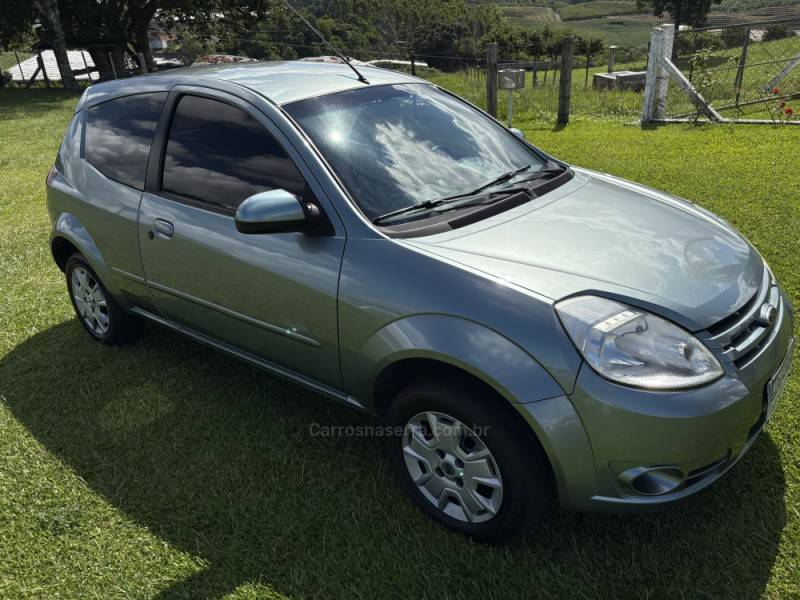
[385,379,552,543]
[66,254,141,345]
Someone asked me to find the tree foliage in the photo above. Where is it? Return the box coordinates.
[636,0,722,28]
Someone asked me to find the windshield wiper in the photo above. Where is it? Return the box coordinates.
[372,164,533,225]
[511,161,567,186]
[468,164,531,195]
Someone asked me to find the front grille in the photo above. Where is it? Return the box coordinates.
[706,267,782,370]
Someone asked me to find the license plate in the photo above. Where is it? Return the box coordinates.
[766,338,794,423]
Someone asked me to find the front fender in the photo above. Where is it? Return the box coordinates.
[51,212,121,299]
[350,314,596,509]
[355,314,564,409]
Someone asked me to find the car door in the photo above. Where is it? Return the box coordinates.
[138,87,346,389]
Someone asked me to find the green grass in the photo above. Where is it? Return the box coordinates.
[502,4,562,23]
[559,1,646,21]
[0,51,29,74]
[2,88,800,599]
[428,67,646,122]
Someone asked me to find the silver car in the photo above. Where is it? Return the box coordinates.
[46,62,794,543]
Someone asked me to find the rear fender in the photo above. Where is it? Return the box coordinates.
[51,212,122,300]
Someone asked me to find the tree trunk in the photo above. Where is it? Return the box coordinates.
[111,45,126,77]
[34,0,79,91]
[132,11,156,72]
[88,47,115,81]
[134,26,155,72]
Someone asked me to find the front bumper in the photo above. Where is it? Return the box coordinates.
[521,288,794,513]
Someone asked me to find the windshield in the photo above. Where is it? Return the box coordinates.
[284,84,546,222]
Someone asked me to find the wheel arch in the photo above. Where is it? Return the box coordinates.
[50,212,120,297]
[350,314,586,505]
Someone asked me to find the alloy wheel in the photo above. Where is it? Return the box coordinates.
[402,411,503,523]
[70,266,110,336]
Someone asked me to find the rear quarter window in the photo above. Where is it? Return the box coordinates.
[85,92,167,190]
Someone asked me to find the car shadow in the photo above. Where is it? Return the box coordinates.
[0,320,788,599]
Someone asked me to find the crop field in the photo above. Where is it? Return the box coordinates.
[502,4,562,23]
[558,1,647,21]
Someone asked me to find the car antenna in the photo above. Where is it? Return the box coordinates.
[281,0,369,84]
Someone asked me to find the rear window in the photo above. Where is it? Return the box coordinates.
[85,92,166,190]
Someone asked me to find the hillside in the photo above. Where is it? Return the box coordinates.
[498,0,800,47]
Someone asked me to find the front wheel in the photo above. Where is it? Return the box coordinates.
[385,379,553,544]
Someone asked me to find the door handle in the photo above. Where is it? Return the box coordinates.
[151,219,174,239]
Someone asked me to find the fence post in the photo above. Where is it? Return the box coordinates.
[14,50,25,86]
[558,36,574,125]
[108,52,118,79]
[608,45,617,73]
[655,24,675,119]
[37,52,50,88]
[642,27,664,122]
[486,43,498,117]
[734,28,750,107]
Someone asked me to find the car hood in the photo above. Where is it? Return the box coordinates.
[403,168,764,331]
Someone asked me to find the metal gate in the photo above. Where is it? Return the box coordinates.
[642,17,800,123]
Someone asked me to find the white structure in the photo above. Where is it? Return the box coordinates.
[6,50,98,82]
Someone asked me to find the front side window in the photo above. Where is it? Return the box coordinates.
[161,95,305,212]
[285,84,546,221]
[86,92,166,190]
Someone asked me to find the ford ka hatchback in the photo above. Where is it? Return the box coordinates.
[46,62,794,543]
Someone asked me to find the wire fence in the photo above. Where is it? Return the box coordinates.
[3,37,651,123]
[665,18,800,121]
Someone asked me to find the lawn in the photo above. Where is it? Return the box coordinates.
[428,69,646,123]
[1,88,799,599]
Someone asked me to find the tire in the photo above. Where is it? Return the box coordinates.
[65,253,142,345]
[385,378,552,544]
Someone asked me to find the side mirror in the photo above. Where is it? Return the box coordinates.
[235,189,319,234]
[510,127,526,140]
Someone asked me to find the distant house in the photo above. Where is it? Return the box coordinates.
[148,22,177,50]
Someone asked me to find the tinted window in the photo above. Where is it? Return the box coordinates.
[161,95,305,212]
[285,84,544,221]
[86,92,166,190]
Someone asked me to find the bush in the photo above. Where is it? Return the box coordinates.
[721,26,747,49]
[0,71,11,88]
[764,24,792,42]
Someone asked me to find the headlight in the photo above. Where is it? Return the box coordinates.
[556,295,723,390]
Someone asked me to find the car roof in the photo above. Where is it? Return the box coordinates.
[80,61,425,108]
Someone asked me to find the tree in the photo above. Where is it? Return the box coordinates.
[576,36,604,85]
[0,0,79,90]
[35,0,78,89]
[637,0,722,29]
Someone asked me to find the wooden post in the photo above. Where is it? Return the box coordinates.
[608,45,617,73]
[410,52,416,77]
[557,37,574,125]
[108,52,118,79]
[37,52,50,88]
[81,52,91,82]
[486,43,498,117]
[654,24,675,120]
[13,50,25,85]
[642,27,664,122]
[734,28,750,107]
